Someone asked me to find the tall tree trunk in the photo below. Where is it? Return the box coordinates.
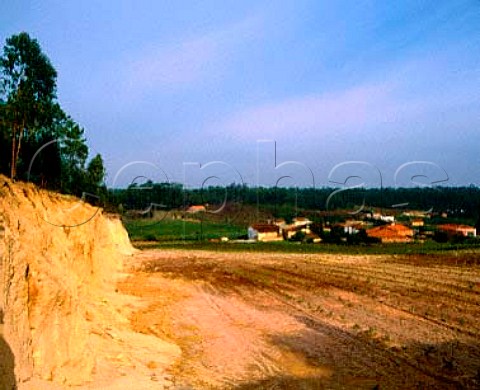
[10,124,17,179]
[15,119,25,178]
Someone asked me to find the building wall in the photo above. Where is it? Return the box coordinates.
[258,231,282,242]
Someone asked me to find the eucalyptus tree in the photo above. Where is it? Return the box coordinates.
[0,32,57,179]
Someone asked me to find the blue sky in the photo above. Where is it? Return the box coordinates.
[1,1,480,188]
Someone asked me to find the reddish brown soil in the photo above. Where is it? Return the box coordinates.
[117,249,480,389]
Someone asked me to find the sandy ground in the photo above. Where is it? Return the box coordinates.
[11,248,480,389]
[115,249,480,389]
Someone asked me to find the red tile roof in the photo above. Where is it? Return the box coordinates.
[367,224,413,238]
[251,224,280,233]
[186,205,206,213]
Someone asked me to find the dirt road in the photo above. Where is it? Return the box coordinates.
[118,249,480,389]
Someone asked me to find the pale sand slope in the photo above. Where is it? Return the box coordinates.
[0,176,179,390]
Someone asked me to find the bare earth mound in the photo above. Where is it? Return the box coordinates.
[0,177,179,389]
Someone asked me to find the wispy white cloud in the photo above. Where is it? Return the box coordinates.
[209,83,398,141]
[122,13,263,96]
[205,44,480,144]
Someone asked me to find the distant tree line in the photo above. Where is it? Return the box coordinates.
[0,32,105,200]
[108,181,480,224]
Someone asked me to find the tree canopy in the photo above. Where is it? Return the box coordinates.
[0,32,105,201]
[0,32,57,179]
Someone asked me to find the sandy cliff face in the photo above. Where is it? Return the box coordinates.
[0,176,135,386]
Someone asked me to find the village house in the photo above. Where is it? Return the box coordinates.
[438,224,476,237]
[336,220,365,235]
[185,205,206,213]
[248,224,283,242]
[281,217,312,239]
[292,217,312,227]
[282,225,302,240]
[403,210,429,218]
[371,213,395,223]
[380,215,395,223]
[366,223,414,243]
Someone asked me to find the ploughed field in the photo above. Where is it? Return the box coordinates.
[119,250,480,389]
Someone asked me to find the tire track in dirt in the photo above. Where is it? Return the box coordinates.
[134,250,480,388]
[256,262,480,337]
[258,287,464,388]
[222,257,480,387]
[286,261,480,303]
[225,264,465,383]
[203,274,459,388]
[199,273,458,387]
[322,265,480,302]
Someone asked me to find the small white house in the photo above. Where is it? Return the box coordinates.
[381,215,395,223]
[248,224,283,242]
[292,217,312,227]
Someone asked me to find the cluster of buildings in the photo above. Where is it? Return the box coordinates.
[247,212,477,244]
[183,204,477,244]
[248,217,321,242]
